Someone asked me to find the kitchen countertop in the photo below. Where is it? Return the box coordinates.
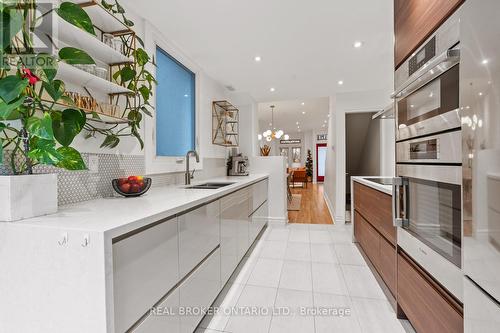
[9,174,269,238]
[352,176,393,195]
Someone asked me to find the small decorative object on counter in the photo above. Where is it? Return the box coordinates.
[103,33,115,48]
[112,176,152,197]
[260,145,271,156]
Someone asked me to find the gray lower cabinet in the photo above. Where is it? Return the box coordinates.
[133,290,180,333]
[249,200,268,243]
[178,201,220,278]
[113,216,179,333]
[179,247,221,333]
[220,188,250,284]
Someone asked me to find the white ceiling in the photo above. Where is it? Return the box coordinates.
[122,0,394,102]
[258,97,330,134]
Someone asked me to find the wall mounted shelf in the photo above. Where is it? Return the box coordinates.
[212,100,239,147]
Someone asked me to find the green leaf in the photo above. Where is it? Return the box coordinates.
[138,85,150,101]
[56,147,86,170]
[0,76,28,104]
[0,6,23,50]
[101,0,114,10]
[100,134,119,148]
[43,80,65,102]
[136,35,145,48]
[0,95,25,120]
[59,47,95,65]
[120,66,135,83]
[51,108,86,146]
[140,106,152,117]
[127,109,142,124]
[56,2,96,36]
[0,122,4,164]
[26,113,54,140]
[28,138,63,166]
[135,48,150,66]
[115,0,125,13]
[122,15,134,27]
[59,95,76,106]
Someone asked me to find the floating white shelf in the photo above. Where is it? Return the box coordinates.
[74,0,133,34]
[39,11,133,65]
[56,61,133,96]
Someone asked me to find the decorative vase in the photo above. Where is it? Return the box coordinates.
[260,145,271,156]
[0,173,58,222]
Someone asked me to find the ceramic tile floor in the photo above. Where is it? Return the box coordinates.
[197,223,414,333]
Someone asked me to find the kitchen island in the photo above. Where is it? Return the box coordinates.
[0,174,269,333]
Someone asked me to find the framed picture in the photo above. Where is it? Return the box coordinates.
[291,147,301,163]
[280,147,289,159]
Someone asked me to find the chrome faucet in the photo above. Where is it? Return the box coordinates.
[185,150,200,185]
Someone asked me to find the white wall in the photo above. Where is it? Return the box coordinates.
[324,90,394,223]
[249,156,287,223]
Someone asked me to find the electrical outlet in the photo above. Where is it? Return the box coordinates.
[88,155,99,173]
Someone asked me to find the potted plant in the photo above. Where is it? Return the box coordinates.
[0,1,155,221]
[305,149,313,182]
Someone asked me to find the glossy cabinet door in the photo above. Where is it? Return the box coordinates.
[113,217,179,333]
[249,179,268,214]
[133,290,180,333]
[220,188,250,284]
[178,200,220,278]
[249,200,268,244]
[179,248,221,333]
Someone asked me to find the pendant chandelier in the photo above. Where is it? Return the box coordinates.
[261,105,289,142]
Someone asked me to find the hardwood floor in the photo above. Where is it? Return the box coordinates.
[288,183,334,224]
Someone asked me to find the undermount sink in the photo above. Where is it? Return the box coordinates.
[186,182,235,189]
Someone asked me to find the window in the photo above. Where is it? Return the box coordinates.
[155,46,195,156]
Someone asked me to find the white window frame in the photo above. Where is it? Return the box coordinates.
[143,22,202,175]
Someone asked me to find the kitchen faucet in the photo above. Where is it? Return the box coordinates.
[185,150,200,185]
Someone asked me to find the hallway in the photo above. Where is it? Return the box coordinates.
[197,223,412,333]
[288,184,334,225]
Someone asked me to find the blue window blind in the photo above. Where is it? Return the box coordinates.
[155,46,195,156]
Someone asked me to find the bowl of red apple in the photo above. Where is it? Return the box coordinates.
[112,176,152,197]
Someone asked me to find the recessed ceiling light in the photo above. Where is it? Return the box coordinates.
[301,102,305,106]
[327,114,330,117]
[353,41,363,48]
[322,124,326,127]
[338,80,344,85]
[479,92,483,96]
[254,56,262,62]
[269,122,272,126]
[296,121,299,125]
[482,59,489,65]
[324,120,327,123]
[270,87,275,92]
[302,111,306,115]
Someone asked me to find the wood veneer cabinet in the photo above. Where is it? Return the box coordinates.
[353,182,397,296]
[398,251,463,333]
[394,0,464,68]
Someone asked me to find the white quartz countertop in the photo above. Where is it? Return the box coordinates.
[11,174,269,238]
[352,176,393,195]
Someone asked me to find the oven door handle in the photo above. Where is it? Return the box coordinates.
[391,48,460,100]
[392,177,409,228]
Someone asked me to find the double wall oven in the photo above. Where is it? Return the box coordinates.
[392,12,463,300]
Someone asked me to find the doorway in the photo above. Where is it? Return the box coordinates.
[345,112,380,215]
[316,143,327,182]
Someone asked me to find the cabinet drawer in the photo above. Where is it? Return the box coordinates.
[378,236,396,296]
[398,251,463,333]
[353,182,396,245]
[221,189,250,284]
[249,200,268,244]
[133,290,179,333]
[179,201,220,278]
[249,179,268,215]
[113,217,179,333]
[355,211,380,269]
[179,247,221,333]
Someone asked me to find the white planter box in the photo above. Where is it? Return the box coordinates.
[0,174,58,222]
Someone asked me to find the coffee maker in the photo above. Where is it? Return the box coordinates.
[228,149,249,176]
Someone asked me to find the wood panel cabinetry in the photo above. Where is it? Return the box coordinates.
[394,0,463,68]
[398,251,463,333]
[353,182,397,296]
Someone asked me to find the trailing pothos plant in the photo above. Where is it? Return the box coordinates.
[0,0,155,175]
[83,0,156,150]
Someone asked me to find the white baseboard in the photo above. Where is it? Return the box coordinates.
[322,192,336,223]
